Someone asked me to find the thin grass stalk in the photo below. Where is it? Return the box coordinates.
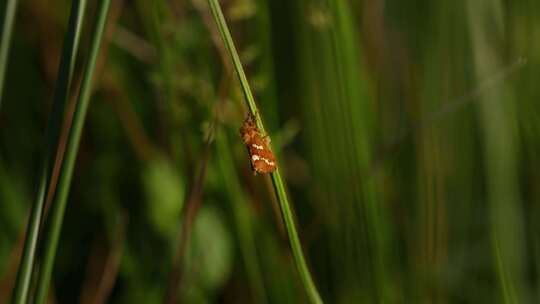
[206,0,323,303]
[32,1,113,303]
[269,172,322,304]
[0,0,19,108]
[11,1,88,303]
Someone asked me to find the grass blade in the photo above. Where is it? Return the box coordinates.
[206,0,323,303]
[32,1,113,303]
[467,1,526,302]
[269,172,322,304]
[0,0,19,109]
[11,1,88,303]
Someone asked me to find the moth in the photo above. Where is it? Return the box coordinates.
[239,115,277,174]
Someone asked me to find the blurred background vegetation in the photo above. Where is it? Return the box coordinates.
[1,0,540,303]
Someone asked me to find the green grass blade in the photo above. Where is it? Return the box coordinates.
[270,172,322,304]
[207,0,261,130]
[11,1,88,303]
[10,170,46,304]
[207,1,323,303]
[467,0,526,302]
[0,0,19,109]
[33,1,113,303]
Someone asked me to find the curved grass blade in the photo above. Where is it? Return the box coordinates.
[32,1,113,303]
[11,1,88,303]
[206,0,323,303]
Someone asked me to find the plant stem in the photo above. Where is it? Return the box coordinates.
[10,171,46,304]
[0,0,19,109]
[33,1,112,303]
[207,0,260,129]
[206,1,323,303]
[270,171,322,304]
[11,1,88,303]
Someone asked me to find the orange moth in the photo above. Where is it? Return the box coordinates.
[239,115,277,174]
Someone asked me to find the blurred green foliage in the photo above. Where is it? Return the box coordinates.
[1,0,540,303]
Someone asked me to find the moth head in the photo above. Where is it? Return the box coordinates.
[239,116,258,144]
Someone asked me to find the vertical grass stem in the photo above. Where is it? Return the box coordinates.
[207,1,323,303]
[33,1,113,303]
[11,1,88,303]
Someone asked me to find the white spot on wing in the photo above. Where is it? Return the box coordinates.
[263,158,275,166]
[252,143,264,150]
[251,153,275,169]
